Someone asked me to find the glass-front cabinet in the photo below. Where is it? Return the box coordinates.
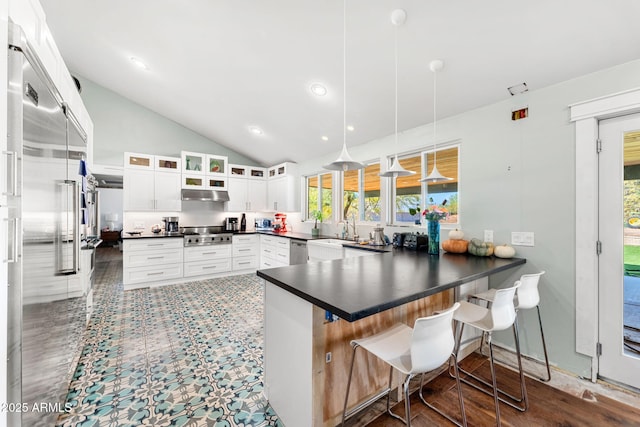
[181,151,205,174]
[206,154,227,176]
[155,156,181,173]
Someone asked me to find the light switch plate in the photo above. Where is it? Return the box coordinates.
[511,231,534,246]
[484,230,493,243]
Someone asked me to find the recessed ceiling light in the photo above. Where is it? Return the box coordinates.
[347,125,354,132]
[249,126,263,136]
[508,82,528,96]
[310,83,327,96]
[130,57,148,70]
[321,136,329,141]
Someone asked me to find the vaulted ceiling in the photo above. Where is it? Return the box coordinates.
[42,0,640,166]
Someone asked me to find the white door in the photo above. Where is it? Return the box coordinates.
[598,113,640,388]
[248,179,267,212]
[226,177,248,212]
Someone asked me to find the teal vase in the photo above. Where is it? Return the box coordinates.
[427,220,440,255]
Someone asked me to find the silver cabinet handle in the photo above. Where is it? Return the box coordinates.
[238,261,251,265]
[202,252,218,255]
[238,248,250,252]
[3,151,18,196]
[148,256,164,260]
[57,180,79,275]
[148,243,165,247]
[147,271,164,276]
[202,265,217,269]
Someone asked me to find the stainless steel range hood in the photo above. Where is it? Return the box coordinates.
[181,189,230,202]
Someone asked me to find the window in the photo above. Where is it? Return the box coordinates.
[394,155,422,223]
[424,146,459,224]
[305,173,333,221]
[391,146,459,225]
[341,161,381,222]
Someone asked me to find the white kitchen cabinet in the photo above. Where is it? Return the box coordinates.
[260,235,290,268]
[122,238,184,288]
[266,162,299,212]
[267,175,298,212]
[124,169,181,212]
[232,234,259,271]
[181,151,205,174]
[183,244,233,277]
[226,176,267,212]
[123,153,182,212]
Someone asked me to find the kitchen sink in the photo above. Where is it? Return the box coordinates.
[307,239,352,261]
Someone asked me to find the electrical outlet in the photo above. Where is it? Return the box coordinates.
[511,231,535,246]
[484,230,493,243]
[134,221,145,229]
[326,352,332,363]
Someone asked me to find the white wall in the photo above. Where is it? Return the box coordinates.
[99,188,123,231]
[76,76,261,168]
[298,59,640,378]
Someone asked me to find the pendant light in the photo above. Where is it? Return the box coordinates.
[323,0,363,171]
[421,59,453,183]
[380,9,415,178]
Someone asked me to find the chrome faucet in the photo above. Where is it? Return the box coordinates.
[350,214,358,241]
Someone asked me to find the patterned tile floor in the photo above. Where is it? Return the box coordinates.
[57,248,283,427]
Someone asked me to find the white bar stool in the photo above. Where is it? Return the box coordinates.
[470,271,550,382]
[341,303,467,427]
[452,282,528,426]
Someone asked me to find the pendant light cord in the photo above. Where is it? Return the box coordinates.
[432,66,437,168]
[394,21,399,157]
[343,0,347,150]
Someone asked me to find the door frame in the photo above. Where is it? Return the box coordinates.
[571,87,640,381]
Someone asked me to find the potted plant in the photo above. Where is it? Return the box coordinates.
[311,210,323,237]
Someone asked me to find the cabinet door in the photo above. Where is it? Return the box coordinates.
[247,179,267,212]
[226,177,248,212]
[155,171,182,211]
[124,169,154,211]
[124,152,153,170]
[206,155,228,176]
[267,177,284,211]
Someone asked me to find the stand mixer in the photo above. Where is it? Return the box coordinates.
[273,213,287,233]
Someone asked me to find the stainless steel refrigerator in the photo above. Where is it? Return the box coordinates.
[6,25,88,427]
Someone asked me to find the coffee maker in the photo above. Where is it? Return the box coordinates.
[225,217,239,231]
[162,216,180,235]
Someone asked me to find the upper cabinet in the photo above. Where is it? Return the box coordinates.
[123,153,181,211]
[226,164,267,212]
[181,151,228,190]
[266,162,299,212]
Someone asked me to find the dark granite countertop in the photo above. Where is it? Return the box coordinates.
[257,250,525,322]
[341,242,393,253]
[254,230,336,241]
[121,233,183,239]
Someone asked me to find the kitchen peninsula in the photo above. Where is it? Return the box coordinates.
[257,250,525,426]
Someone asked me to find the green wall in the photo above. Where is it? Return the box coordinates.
[76,75,259,167]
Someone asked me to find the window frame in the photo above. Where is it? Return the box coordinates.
[304,172,335,224]
[340,159,383,224]
[388,142,460,228]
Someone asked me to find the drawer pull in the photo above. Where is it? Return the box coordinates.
[238,248,251,252]
[238,261,251,265]
[264,249,272,253]
[203,266,217,269]
[148,256,164,260]
[202,252,218,255]
[147,243,165,247]
[147,271,164,276]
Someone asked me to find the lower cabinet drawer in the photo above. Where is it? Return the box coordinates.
[124,263,183,285]
[233,256,258,271]
[275,248,290,264]
[260,259,287,269]
[233,245,258,257]
[261,247,276,260]
[124,248,183,268]
[184,245,232,262]
[184,259,232,277]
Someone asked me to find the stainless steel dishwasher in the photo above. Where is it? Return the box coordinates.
[290,239,308,264]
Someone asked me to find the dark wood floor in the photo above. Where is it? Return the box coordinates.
[364,353,640,427]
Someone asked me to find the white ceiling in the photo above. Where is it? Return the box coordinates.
[42,0,640,167]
